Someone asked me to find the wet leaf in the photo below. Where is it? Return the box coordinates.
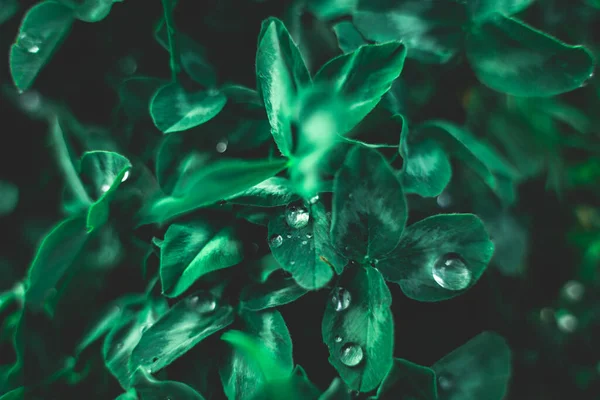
[226,177,300,207]
[240,272,308,311]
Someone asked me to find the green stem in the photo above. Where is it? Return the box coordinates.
[161,0,181,82]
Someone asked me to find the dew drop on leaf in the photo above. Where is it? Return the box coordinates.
[216,140,228,153]
[285,204,310,229]
[339,343,363,367]
[309,194,319,204]
[438,375,452,391]
[186,293,217,314]
[121,170,130,182]
[306,233,313,239]
[301,240,308,245]
[286,234,293,239]
[432,253,471,291]
[270,234,283,248]
[16,33,41,54]
[334,335,342,343]
[331,287,351,311]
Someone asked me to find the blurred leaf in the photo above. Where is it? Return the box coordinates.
[150,83,227,133]
[75,0,120,23]
[0,0,18,25]
[117,77,166,121]
[465,0,535,21]
[268,201,345,290]
[372,358,437,400]
[219,310,294,400]
[432,332,511,400]
[466,14,595,97]
[130,292,234,374]
[0,181,19,217]
[322,266,394,392]
[133,368,205,400]
[319,378,351,400]
[377,214,494,302]
[256,17,311,157]
[331,145,407,260]
[160,221,244,298]
[9,1,75,91]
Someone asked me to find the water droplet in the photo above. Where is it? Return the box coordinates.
[270,234,283,248]
[562,280,584,302]
[121,170,130,182]
[286,233,293,239]
[437,191,452,208]
[301,240,308,245]
[540,307,554,323]
[309,195,319,204]
[16,33,41,54]
[371,259,379,266]
[118,56,137,75]
[306,233,313,239]
[331,287,351,311]
[285,204,310,229]
[556,312,578,333]
[339,343,363,367]
[116,343,124,349]
[290,260,296,266]
[216,140,228,153]
[100,184,111,193]
[19,91,42,112]
[186,293,217,314]
[432,253,471,291]
[438,375,452,390]
[334,335,342,343]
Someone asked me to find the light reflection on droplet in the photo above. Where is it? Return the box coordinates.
[216,140,228,153]
[269,234,283,248]
[121,170,130,182]
[101,184,111,193]
[339,343,363,367]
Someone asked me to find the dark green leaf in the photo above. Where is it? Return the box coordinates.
[353,1,467,64]
[432,332,511,400]
[332,145,407,260]
[377,214,494,302]
[373,358,437,400]
[103,298,169,389]
[9,1,75,91]
[308,0,357,20]
[150,83,227,133]
[117,77,167,122]
[137,157,288,225]
[322,266,394,392]
[133,368,206,400]
[313,42,406,135]
[226,177,300,207]
[75,0,120,23]
[160,221,244,297]
[130,292,234,373]
[256,17,311,157]
[79,151,132,232]
[268,201,346,290]
[466,0,534,21]
[24,216,89,309]
[466,14,595,97]
[319,378,351,400]
[220,310,293,400]
[0,180,19,217]
[332,21,366,53]
[240,272,308,311]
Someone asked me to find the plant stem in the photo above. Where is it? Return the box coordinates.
[161,0,181,82]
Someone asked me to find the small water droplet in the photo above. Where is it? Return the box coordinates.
[118,56,137,75]
[334,335,342,343]
[121,170,130,182]
[371,259,379,266]
[186,293,217,314]
[432,253,471,290]
[340,343,363,367]
[290,260,296,266]
[438,375,452,390]
[100,184,111,193]
[562,280,584,302]
[437,191,452,208]
[216,140,228,153]
[331,287,351,311]
[285,204,310,229]
[306,233,313,239]
[556,312,578,333]
[16,33,41,54]
[286,233,293,239]
[270,234,283,248]
[301,240,308,245]
[309,195,319,204]
[348,193,354,199]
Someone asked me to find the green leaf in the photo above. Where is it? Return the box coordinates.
[75,0,120,23]
[226,177,300,207]
[432,332,511,400]
[466,0,534,21]
[130,292,234,374]
[79,151,132,232]
[103,298,169,389]
[466,14,595,97]
[313,42,406,135]
[115,389,138,400]
[332,145,407,260]
[24,216,89,309]
[0,180,19,217]
[373,358,437,400]
[117,77,167,121]
[240,272,308,311]
[150,82,227,133]
[9,1,75,91]
[133,368,206,400]
[0,387,24,400]
[268,201,346,290]
[220,310,293,400]
[353,2,467,64]
[319,378,351,400]
[256,17,311,157]
[377,214,494,302]
[332,21,366,53]
[160,221,244,298]
[322,266,394,392]
[138,157,288,225]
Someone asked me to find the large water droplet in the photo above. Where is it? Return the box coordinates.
[186,293,217,314]
[216,140,228,153]
[556,311,578,333]
[432,253,471,290]
[332,287,351,311]
[270,234,283,248]
[16,33,41,54]
[285,204,310,229]
[340,343,363,367]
